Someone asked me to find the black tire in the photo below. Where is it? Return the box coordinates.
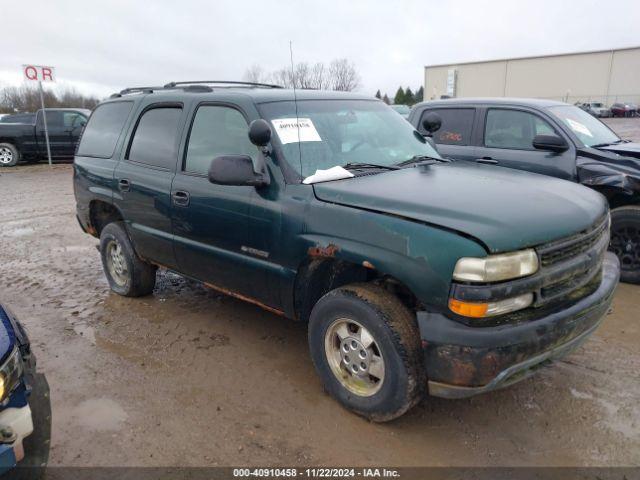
[610,206,640,284]
[0,143,20,167]
[308,283,424,422]
[99,222,157,296]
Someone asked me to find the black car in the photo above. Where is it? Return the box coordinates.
[0,108,90,167]
[409,98,640,283]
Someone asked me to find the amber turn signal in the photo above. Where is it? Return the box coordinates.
[448,299,489,318]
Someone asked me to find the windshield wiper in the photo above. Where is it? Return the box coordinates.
[342,162,400,170]
[394,155,450,167]
[591,139,625,148]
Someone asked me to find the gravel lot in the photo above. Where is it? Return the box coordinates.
[0,118,638,468]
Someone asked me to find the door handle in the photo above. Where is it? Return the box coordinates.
[118,178,130,192]
[476,157,499,165]
[172,190,190,207]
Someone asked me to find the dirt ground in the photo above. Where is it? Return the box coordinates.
[0,118,639,468]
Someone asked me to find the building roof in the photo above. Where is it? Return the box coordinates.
[424,45,640,69]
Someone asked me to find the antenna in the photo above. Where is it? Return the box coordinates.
[289,41,303,171]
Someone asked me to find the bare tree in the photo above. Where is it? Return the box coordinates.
[245,58,360,92]
[243,64,266,84]
[0,85,99,113]
[328,58,360,91]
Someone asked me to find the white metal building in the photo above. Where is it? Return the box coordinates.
[424,46,640,105]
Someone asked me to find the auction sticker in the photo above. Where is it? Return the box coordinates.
[271,118,322,144]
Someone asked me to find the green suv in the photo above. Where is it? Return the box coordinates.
[74,81,620,421]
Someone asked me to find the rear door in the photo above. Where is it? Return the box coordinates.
[415,107,478,161]
[475,107,577,180]
[113,101,186,269]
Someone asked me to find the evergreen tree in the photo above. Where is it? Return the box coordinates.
[375,89,382,99]
[405,87,414,105]
[382,94,390,105]
[414,86,424,104]
[393,87,405,105]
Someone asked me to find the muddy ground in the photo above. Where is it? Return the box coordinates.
[0,118,638,468]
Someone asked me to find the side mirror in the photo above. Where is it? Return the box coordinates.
[532,134,569,153]
[248,119,272,147]
[421,112,442,136]
[208,155,269,187]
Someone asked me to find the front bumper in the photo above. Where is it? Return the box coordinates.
[418,252,620,399]
[0,404,34,470]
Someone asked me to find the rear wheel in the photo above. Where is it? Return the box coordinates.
[0,143,19,167]
[100,222,157,296]
[610,206,640,284]
[308,283,424,422]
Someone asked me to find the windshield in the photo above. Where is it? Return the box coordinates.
[548,105,620,147]
[258,100,441,178]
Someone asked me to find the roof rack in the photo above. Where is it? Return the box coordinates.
[109,80,283,98]
[163,80,283,89]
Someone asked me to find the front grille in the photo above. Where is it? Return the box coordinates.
[538,215,608,267]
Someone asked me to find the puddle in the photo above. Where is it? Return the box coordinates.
[5,227,35,237]
[73,398,127,432]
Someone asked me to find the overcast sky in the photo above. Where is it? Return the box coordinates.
[1,0,639,100]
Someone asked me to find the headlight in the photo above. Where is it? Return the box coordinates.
[453,249,539,283]
[0,348,22,403]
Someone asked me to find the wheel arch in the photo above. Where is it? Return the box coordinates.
[89,200,125,237]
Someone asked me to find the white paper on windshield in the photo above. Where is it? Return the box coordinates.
[271,118,322,144]
[566,118,593,137]
[303,166,354,184]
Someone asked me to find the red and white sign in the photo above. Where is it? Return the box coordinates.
[22,65,55,82]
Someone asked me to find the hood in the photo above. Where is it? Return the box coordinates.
[313,162,607,253]
[597,142,640,159]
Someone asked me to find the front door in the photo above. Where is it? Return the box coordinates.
[171,104,265,298]
[476,108,577,180]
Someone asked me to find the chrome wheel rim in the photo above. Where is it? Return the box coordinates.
[105,239,129,286]
[324,318,385,397]
[0,147,13,165]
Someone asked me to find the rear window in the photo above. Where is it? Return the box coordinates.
[126,106,183,169]
[419,108,475,146]
[77,102,133,158]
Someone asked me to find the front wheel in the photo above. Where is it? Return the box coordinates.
[100,222,157,296]
[308,283,424,422]
[0,143,20,167]
[610,206,640,284]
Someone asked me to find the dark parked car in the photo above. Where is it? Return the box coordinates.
[577,101,611,118]
[410,98,640,284]
[74,82,619,421]
[0,303,38,473]
[610,102,638,117]
[0,108,90,167]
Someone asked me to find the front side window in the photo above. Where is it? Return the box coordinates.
[259,100,441,178]
[419,108,475,146]
[547,105,620,147]
[484,109,555,150]
[63,111,86,128]
[127,106,182,169]
[184,105,258,175]
[77,102,133,158]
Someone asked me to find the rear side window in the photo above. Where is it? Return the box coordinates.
[184,105,257,175]
[77,102,133,158]
[419,108,475,146]
[127,107,182,169]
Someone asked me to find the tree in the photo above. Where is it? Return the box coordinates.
[405,87,414,106]
[375,90,382,99]
[382,94,390,105]
[0,85,99,113]
[243,64,266,84]
[414,86,424,104]
[394,87,405,105]
[328,58,360,91]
